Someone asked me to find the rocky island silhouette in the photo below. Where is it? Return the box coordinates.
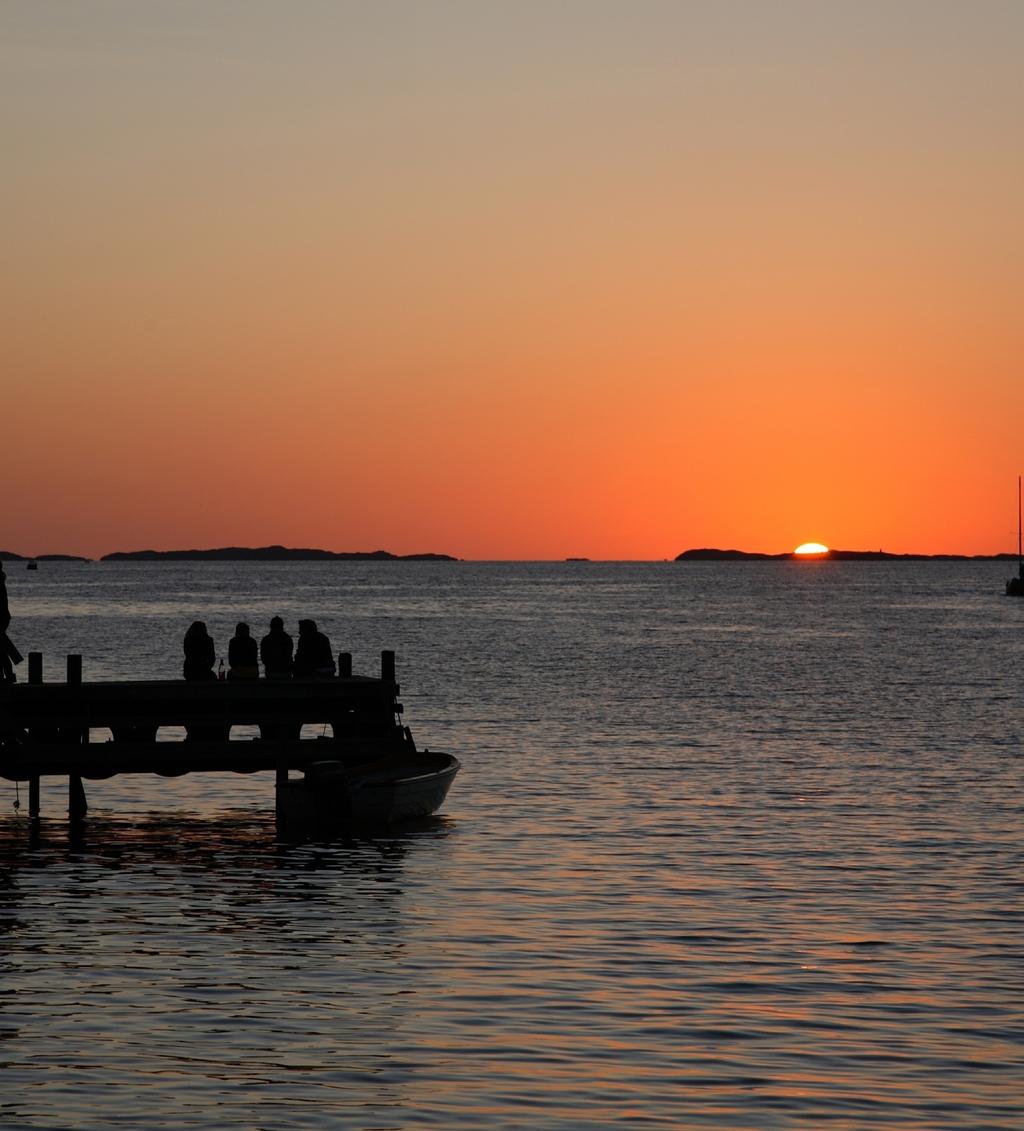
[676,548,1017,562]
[101,546,459,562]
[0,546,458,563]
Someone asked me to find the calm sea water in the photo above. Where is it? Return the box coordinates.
[0,561,1021,1129]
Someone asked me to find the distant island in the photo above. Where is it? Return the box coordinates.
[100,546,459,562]
[1,545,1017,564]
[1,546,458,563]
[676,548,1018,562]
[0,552,90,563]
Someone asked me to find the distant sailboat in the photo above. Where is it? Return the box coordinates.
[1006,476,1024,596]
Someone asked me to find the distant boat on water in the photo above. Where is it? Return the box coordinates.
[25,562,37,571]
[1006,476,1024,596]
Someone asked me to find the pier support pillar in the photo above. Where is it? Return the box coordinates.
[65,656,88,822]
[28,776,40,819]
[28,653,42,684]
[338,652,352,679]
[275,764,288,821]
[69,775,87,822]
[65,653,88,745]
[381,650,395,684]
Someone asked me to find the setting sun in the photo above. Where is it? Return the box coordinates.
[794,542,830,555]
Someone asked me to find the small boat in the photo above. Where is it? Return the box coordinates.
[1007,476,1024,596]
[277,749,460,830]
[26,562,38,571]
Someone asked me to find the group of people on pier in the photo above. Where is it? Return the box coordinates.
[183,618,336,681]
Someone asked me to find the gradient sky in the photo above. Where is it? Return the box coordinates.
[4,1,1023,558]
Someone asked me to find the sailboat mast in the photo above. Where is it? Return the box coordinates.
[1009,475,1018,579]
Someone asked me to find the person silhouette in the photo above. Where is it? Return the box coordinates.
[1,565,22,683]
[293,619,335,678]
[182,621,217,681]
[260,616,293,679]
[228,622,259,680]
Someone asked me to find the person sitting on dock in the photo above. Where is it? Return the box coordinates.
[293,619,336,678]
[182,621,217,681]
[260,616,293,678]
[228,622,259,680]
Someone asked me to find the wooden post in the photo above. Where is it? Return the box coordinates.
[381,650,395,684]
[338,652,352,678]
[275,764,288,821]
[66,654,88,821]
[27,654,45,816]
[69,775,88,822]
[65,652,88,741]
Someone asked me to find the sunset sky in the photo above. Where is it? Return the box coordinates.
[4,1,1023,559]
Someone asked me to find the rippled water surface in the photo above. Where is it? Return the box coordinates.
[1,561,1021,1128]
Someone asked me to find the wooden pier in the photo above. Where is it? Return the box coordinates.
[0,650,407,820]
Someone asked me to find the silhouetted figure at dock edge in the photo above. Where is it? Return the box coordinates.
[1,565,22,684]
[182,621,217,681]
[293,619,335,678]
[260,616,293,679]
[228,622,259,680]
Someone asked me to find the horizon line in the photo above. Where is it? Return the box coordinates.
[2,545,1021,564]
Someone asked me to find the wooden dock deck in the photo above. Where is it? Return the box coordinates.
[0,650,408,820]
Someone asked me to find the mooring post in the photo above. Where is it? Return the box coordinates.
[338,652,352,679]
[27,653,42,819]
[381,650,396,684]
[275,763,288,822]
[66,654,88,821]
[69,775,87,822]
[66,654,85,738]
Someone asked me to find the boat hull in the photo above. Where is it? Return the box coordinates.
[277,751,460,830]
[1006,577,1024,596]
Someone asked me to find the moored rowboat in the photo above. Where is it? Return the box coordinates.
[277,751,460,829]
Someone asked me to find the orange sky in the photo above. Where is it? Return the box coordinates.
[4,2,1023,559]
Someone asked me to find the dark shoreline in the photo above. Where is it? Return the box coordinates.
[676,548,1018,562]
[0,553,91,563]
[1,546,1018,564]
[0,546,458,563]
[101,547,459,562]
